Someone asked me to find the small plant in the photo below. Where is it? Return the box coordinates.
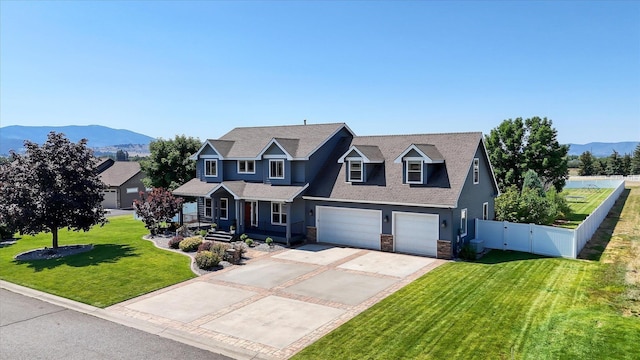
[179,236,203,252]
[176,225,190,237]
[211,242,230,259]
[168,236,183,249]
[240,233,249,241]
[199,229,208,237]
[265,237,274,247]
[244,238,254,247]
[211,223,217,229]
[195,250,221,270]
[458,244,476,261]
[197,241,212,252]
[229,225,236,233]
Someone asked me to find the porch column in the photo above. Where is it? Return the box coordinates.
[235,199,241,233]
[285,203,291,246]
[238,199,245,234]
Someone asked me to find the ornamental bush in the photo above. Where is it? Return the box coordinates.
[244,238,254,247]
[195,251,221,270]
[211,242,230,259]
[179,236,203,252]
[168,236,183,249]
[197,241,212,252]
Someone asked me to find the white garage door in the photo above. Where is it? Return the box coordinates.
[102,189,117,209]
[316,206,381,250]
[393,212,439,257]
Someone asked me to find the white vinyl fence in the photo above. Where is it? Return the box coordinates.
[476,179,625,258]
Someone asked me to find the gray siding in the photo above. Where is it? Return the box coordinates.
[306,128,353,184]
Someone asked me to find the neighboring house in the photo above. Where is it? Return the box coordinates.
[97,159,146,209]
[173,123,499,259]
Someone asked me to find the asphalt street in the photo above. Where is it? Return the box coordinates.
[0,288,233,360]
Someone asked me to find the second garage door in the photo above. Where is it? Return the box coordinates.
[393,212,439,257]
[316,206,381,250]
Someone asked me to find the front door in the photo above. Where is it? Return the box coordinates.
[244,201,259,228]
[244,202,252,228]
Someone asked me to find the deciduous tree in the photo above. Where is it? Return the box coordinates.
[485,117,568,192]
[133,188,183,235]
[140,135,201,190]
[0,132,106,249]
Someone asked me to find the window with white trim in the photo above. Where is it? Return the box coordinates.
[126,187,138,194]
[482,202,489,220]
[348,160,363,182]
[220,198,228,220]
[406,160,423,184]
[460,208,467,237]
[269,159,285,179]
[204,159,218,177]
[473,158,479,184]
[205,198,213,218]
[271,202,287,225]
[238,160,255,174]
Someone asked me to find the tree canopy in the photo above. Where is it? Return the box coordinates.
[578,151,597,176]
[140,135,201,190]
[133,188,183,235]
[485,116,569,192]
[0,132,106,249]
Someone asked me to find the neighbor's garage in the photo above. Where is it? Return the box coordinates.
[316,206,382,250]
[102,189,118,209]
[393,212,439,257]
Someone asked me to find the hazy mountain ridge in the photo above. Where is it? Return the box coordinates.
[567,142,639,157]
[0,125,156,156]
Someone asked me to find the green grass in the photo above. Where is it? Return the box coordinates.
[294,186,640,360]
[0,215,196,307]
[559,188,614,228]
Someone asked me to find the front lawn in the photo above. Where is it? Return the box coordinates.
[0,215,195,307]
[294,185,640,359]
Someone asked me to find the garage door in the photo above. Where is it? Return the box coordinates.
[393,212,439,257]
[102,189,117,209]
[316,206,381,250]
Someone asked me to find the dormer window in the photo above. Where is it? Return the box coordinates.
[406,160,423,183]
[348,160,363,182]
[269,159,285,179]
[204,159,218,177]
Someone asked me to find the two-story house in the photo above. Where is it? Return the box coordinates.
[173,122,499,259]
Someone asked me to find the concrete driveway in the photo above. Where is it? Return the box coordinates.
[107,244,446,359]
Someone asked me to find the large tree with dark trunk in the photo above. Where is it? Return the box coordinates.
[0,132,106,249]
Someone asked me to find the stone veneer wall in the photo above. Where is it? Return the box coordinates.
[380,234,394,252]
[306,226,317,243]
[437,240,452,259]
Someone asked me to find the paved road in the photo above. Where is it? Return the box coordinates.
[0,288,233,360]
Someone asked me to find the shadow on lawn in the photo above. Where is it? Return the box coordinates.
[14,244,139,272]
[577,188,629,261]
[475,250,548,264]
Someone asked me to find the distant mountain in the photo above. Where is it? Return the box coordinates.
[567,142,639,157]
[0,125,156,156]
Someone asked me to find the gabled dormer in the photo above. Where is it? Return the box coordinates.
[190,140,235,182]
[338,145,384,183]
[258,138,295,184]
[394,144,445,185]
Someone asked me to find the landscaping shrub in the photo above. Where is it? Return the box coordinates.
[195,250,221,270]
[244,238,254,247]
[197,241,212,252]
[199,229,207,237]
[240,233,249,241]
[168,236,183,249]
[265,237,274,247]
[179,236,203,252]
[211,242,230,259]
[458,244,476,261]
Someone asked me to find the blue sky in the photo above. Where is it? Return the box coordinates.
[1,1,638,144]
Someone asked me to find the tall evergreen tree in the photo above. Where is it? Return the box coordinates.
[622,154,632,176]
[578,151,596,176]
[632,144,640,175]
[606,150,623,175]
[140,135,201,190]
[486,116,568,192]
[0,132,106,249]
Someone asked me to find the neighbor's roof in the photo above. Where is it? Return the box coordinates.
[172,178,307,202]
[191,123,353,160]
[99,161,142,187]
[306,132,486,208]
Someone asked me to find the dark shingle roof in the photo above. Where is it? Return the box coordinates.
[209,123,349,159]
[173,178,307,202]
[307,132,484,208]
[99,161,142,187]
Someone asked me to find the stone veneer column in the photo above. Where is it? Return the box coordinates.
[380,234,394,252]
[437,240,452,259]
[306,226,317,243]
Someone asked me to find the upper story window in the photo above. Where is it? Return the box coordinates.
[238,160,255,174]
[205,159,218,177]
[269,159,285,179]
[406,160,423,184]
[473,158,479,184]
[348,160,363,182]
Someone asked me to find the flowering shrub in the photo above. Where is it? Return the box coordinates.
[195,251,220,269]
[168,236,183,249]
[179,236,203,252]
[197,241,212,252]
